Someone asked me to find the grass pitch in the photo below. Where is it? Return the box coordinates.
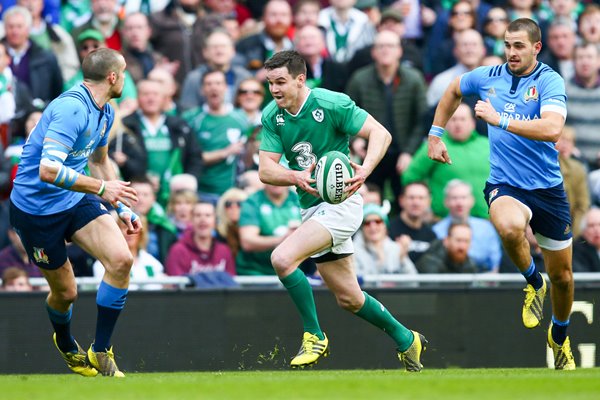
[2,369,599,400]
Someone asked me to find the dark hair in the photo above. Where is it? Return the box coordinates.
[400,181,431,196]
[82,48,124,82]
[507,18,541,44]
[201,68,226,84]
[263,50,307,78]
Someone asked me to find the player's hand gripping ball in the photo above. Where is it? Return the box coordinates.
[315,151,354,204]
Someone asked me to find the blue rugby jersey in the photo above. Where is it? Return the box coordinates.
[11,84,114,215]
[459,62,567,190]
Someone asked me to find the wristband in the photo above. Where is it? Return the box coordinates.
[97,180,106,197]
[498,116,510,130]
[428,125,444,138]
[116,201,139,223]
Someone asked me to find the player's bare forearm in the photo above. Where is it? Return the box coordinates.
[432,77,463,128]
[355,115,391,176]
[503,113,565,142]
[258,152,296,186]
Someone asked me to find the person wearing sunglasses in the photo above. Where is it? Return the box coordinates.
[353,203,417,279]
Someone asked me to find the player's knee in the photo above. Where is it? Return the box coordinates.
[270,249,294,275]
[495,221,523,244]
[54,286,78,304]
[336,292,362,313]
[547,267,573,289]
[108,251,134,279]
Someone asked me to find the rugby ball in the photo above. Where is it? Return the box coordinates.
[315,151,354,204]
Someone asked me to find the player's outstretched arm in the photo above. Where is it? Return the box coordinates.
[346,114,392,196]
[258,150,319,197]
[428,76,463,164]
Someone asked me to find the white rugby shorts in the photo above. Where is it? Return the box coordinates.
[301,194,363,258]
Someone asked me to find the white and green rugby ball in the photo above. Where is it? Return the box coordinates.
[315,151,354,204]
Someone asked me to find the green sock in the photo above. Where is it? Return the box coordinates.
[355,291,414,352]
[280,269,324,340]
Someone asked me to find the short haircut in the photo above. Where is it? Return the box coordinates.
[1,267,29,287]
[2,5,32,27]
[82,48,124,83]
[574,41,599,57]
[264,50,307,78]
[447,221,471,237]
[507,18,541,44]
[444,179,472,197]
[400,181,431,196]
[201,68,226,84]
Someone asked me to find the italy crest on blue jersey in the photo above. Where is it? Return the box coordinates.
[460,62,567,190]
[11,84,114,215]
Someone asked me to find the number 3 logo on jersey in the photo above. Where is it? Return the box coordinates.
[292,142,316,169]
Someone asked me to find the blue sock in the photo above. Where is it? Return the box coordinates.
[94,281,128,352]
[551,316,570,346]
[46,303,77,353]
[522,259,543,290]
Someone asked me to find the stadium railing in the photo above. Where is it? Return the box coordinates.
[20,272,600,290]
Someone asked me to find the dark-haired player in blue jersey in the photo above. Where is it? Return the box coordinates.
[428,18,575,370]
[9,48,142,377]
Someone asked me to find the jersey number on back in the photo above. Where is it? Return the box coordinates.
[291,142,316,169]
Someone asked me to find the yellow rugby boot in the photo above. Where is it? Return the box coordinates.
[522,278,547,328]
[547,326,576,370]
[87,344,125,377]
[398,331,428,372]
[290,332,330,368]
[53,334,98,377]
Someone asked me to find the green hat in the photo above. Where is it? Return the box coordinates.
[355,0,378,10]
[77,29,105,44]
[363,203,389,225]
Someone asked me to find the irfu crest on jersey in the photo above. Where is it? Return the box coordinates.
[276,114,285,126]
[312,108,324,122]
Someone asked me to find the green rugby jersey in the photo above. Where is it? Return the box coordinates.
[260,88,368,208]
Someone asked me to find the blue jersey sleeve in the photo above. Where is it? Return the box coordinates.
[538,71,567,118]
[45,98,88,148]
[459,66,489,97]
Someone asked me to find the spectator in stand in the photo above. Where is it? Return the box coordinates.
[482,7,510,59]
[578,4,600,46]
[237,169,264,196]
[572,207,600,272]
[237,184,302,276]
[564,41,600,169]
[1,266,32,291]
[538,17,576,81]
[556,126,590,238]
[541,0,581,30]
[506,0,545,25]
[120,12,178,84]
[167,189,198,237]
[1,0,59,24]
[93,213,165,290]
[403,103,490,219]
[204,0,255,35]
[169,173,198,193]
[0,226,41,277]
[347,7,424,77]
[147,67,178,116]
[64,29,138,115]
[426,0,478,77]
[149,0,222,85]
[346,30,427,202]
[165,201,236,277]
[17,0,79,83]
[180,29,251,112]
[417,222,480,274]
[318,0,376,63]
[354,203,417,277]
[216,187,248,260]
[130,178,178,264]
[183,70,249,204]
[294,24,348,92]
[427,29,486,109]
[388,182,437,265]
[234,78,265,171]
[72,0,123,51]
[292,0,321,33]
[236,0,294,75]
[0,41,16,127]
[123,0,169,15]
[433,179,502,273]
[122,79,203,205]
[2,6,62,105]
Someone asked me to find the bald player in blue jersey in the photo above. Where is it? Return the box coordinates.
[9,48,142,377]
[428,18,575,370]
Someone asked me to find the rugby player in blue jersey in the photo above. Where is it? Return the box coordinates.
[10,48,142,377]
[428,18,575,370]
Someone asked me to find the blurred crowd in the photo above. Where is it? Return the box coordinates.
[1,0,600,291]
